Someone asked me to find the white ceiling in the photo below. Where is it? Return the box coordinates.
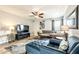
[0,5,68,18]
[31,5,68,18]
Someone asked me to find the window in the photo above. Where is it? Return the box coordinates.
[54,20,61,31]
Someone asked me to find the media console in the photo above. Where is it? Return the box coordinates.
[15,24,30,40]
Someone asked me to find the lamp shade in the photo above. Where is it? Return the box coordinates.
[61,25,69,31]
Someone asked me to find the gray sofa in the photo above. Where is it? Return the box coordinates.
[25,36,79,54]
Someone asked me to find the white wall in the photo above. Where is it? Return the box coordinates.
[0,16,31,26]
[0,11,33,34]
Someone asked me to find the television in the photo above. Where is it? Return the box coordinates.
[16,24,29,32]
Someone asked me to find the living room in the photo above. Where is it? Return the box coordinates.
[0,5,79,54]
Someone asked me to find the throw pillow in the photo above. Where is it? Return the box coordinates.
[59,40,68,51]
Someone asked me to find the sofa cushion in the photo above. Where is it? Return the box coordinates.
[26,42,40,50]
[26,45,40,54]
[40,45,65,54]
[34,38,50,46]
[67,36,79,53]
[50,39,62,46]
[26,42,40,54]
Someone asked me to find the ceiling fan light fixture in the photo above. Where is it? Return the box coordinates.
[32,8,40,12]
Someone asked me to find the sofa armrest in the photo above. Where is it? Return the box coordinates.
[70,43,79,54]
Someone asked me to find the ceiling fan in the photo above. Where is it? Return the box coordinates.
[31,11,44,18]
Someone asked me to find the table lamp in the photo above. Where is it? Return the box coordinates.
[9,26,16,34]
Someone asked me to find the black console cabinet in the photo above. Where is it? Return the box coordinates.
[15,24,30,40]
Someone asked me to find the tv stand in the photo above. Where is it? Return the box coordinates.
[15,32,30,40]
[15,25,30,40]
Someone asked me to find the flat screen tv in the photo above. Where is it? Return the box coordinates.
[16,24,29,32]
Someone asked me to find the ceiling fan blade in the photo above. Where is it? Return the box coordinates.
[39,13,44,15]
[32,12,35,15]
[32,12,37,16]
[39,15,43,18]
